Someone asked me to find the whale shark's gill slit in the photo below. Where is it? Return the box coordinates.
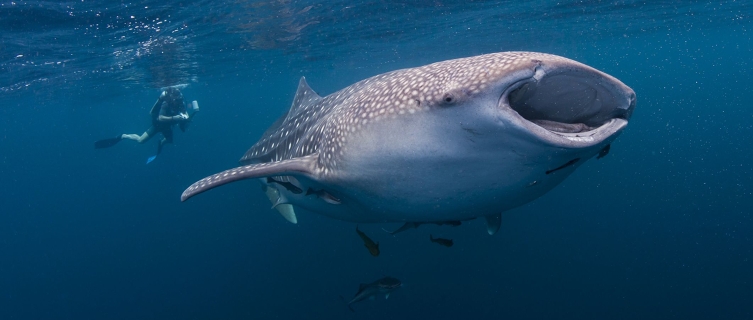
[508,71,629,132]
[545,158,580,175]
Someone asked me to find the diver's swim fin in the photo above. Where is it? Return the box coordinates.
[146,155,157,164]
[94,135,122,149]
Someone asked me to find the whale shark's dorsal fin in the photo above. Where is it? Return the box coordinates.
[181,154,320,201]
[286,76,322,121]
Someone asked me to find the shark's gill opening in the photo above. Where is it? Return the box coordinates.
[508,72,628,133]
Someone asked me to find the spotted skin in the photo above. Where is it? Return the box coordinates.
[239,52,569,172]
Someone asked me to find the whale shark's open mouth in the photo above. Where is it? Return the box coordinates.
[504,67,635,147]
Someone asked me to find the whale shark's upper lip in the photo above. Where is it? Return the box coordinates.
[500,60,636,148]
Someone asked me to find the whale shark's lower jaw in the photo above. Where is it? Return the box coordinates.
[502,59,636,149]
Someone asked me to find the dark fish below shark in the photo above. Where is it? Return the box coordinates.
[181,52,636,235]
[341,276,402,312]
[356,226,379,257]
[383,220,462,235]
[430,234,454,247]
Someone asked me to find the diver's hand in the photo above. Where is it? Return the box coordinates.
[175,113,189,121]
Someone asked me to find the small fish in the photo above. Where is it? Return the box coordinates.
[430,234,454,247]
[382,220,462,235]
[305,188,341,204]
[356,226,380,256]
[340,276,402,312]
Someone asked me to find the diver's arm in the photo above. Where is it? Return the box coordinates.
[156,101,188,122]
[158,114,187,122]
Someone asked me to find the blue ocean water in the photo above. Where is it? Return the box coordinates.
[1,1,752,319]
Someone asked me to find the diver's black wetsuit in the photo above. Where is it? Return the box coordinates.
[150,94,187,144]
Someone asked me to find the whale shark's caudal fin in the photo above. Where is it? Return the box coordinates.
[181,154,320,201]
[484,214,502,235]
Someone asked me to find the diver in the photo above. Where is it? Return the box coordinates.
[94,87,199,163]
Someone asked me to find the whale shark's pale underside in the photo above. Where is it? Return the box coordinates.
[182,52,636,234]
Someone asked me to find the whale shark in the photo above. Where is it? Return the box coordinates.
[181,52,636,234]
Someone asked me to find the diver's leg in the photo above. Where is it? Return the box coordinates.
[156,128,174,155]
[122,126,156,143]
[120,133,147,142]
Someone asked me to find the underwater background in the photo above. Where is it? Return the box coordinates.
[1,1,751,319]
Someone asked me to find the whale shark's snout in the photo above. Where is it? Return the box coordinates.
[501,57,636,149]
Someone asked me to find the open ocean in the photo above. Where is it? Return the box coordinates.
[1,1,751,319]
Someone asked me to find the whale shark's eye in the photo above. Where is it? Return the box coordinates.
[442,93,455,104]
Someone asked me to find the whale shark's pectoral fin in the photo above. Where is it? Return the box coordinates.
[181,154,320,202]
[484,214,502,235]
